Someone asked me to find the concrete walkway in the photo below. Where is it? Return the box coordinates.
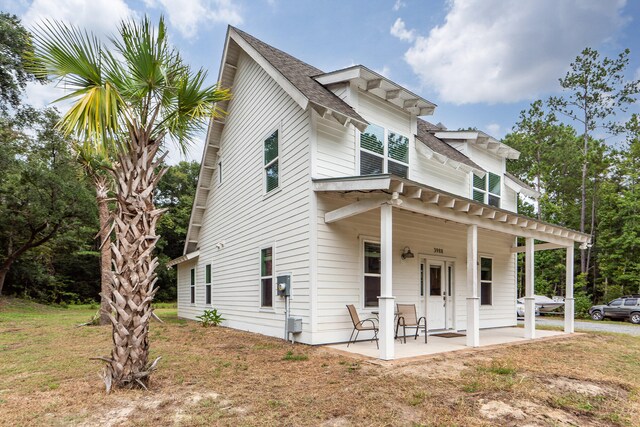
[532,317,640,336]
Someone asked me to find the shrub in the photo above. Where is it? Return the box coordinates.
[196,309,225,327]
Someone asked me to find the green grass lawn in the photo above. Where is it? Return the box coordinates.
[1,297,640,426]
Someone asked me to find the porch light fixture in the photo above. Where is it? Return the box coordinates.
[401,246,414,260]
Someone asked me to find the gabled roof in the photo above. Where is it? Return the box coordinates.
[313,65,436,116]
[231,27,368,131]
[433,130,520,160]
[505,172,540,199]
[415,119,485,176]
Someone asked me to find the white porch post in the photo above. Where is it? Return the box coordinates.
[564,245,575,333]
[524,237,536,339]
[466,224,479,347]
[378,203,395,360]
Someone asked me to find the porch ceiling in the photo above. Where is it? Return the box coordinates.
[313,174,591,246]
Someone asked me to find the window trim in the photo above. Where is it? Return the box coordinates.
[190,267,195,305]
[259,243,276,309]
[479,256,493,306]
[358,123,410,179]
[262,126,281,195]
[361,237,381,309]
[217,160,223,186]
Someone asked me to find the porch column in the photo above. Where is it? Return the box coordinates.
[524,237,536,339]
[564,245,575,333]
[378,203,395,360]
[466,224,479,347]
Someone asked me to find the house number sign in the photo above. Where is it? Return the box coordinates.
[433,247,444,254]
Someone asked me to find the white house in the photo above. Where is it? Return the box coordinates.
[168,27,590,360]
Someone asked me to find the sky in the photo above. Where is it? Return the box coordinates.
[3,0,640,164]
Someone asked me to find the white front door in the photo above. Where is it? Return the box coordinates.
[427,260,446,330]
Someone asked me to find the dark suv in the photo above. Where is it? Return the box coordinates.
[589,295,640,324]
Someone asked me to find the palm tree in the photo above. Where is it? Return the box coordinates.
[32,16,231,391]
[75,146,114,326]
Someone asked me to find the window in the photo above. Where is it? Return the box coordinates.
[610,299,622,306]
[480,257,492,305]
[360,123,409,178]
[218,161,223,185]
[205,264,212,305]
[363,242,381,307]
[264,130,279,193]
[260,247,274,307]
[473,173,501,208]
[190,268,195,304]
[624,298,638,306]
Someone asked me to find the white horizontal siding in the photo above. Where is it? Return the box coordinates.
[178,50,311,340]
[314,193,517,344]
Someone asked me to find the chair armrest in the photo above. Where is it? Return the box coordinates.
[357,318,378,329]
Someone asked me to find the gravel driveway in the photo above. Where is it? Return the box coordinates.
[519,317,640,336]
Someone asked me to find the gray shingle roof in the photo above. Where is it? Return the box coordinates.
[231,27,367,125]
[416,119,485,171]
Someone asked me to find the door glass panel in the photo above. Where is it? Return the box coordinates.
[448,265,452,296]
[364,276,380,307]
[429,266,442,296]
[364,242,381,274]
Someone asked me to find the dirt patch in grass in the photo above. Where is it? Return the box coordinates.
[1,297,640,426]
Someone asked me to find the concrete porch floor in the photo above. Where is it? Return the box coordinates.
[326,327,566,360]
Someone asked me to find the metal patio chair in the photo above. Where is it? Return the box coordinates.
[395,304,427,343]
[346,304,379,349]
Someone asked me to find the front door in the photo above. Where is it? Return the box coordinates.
[427,260,446,330]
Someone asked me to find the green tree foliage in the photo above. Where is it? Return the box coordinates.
[549,47,640,273]
[0,106,97,295]
[598,114,640,296]
[0,13,41,111]
[154,160,200,301]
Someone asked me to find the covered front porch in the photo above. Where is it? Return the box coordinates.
[327,327,566,360]
[314,174,591,360]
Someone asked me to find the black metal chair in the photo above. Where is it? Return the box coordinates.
[395,304,427,343]
[346,304,379,348]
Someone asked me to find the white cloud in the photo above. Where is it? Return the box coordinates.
[402,0,628,104]
[485,123,501,138]
[390,18,415,42]
[392,0,405,11]
[144,0,243,39]
[23,0,134,36]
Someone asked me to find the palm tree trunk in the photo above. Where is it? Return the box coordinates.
[101,135,166,391]
[96,178,112,326]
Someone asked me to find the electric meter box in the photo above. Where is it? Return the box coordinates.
[287,317,302,334]
[276,274,291,297]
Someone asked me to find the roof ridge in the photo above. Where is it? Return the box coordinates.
[230,26,325,75]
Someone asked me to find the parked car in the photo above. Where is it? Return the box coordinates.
[589,295,640,324]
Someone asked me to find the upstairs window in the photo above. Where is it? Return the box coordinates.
[473,172,501,208]
[360,123,409,178]
[264,130,279,193]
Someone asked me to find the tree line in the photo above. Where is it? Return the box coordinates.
[505,48,640,313]
[2,12,640,313]
[0,13,200,305]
